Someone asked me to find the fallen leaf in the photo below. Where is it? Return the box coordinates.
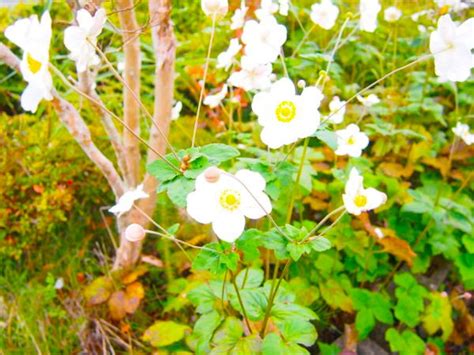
[379,162,413,178]
[108,291,128,320]
[142,321,191,347]
[121,264,149,285]
[84,276,114,306]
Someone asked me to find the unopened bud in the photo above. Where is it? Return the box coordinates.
[462,292,471,300]
[125,224,146,242]
[440,291,448,298]
[297,80,306,89]
[204,166,221,183]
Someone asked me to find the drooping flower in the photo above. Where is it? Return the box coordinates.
[328,96,346,124]
[384,6,402,22]
[5,11,53,113]
[64,8,106,73]
[429,14,474,82]
[335,124,369,157]
[172,101,182,120]
[342,168,387,216]
[357,93,380,107]
[279,0,290,16]
[359,0,381,32]
[310,0,339,30]
[204,85,228,108]
[109,184,149,216]
[242,16,287,65]
[343,168,387,215]
[452,122,474,145]
[255,0,279,20]
[228,56,273,91]
[186,167,272,242]
[230,3,248,29]
[201,0,228,17]
[217,38,242,70]
[252,78,321,149]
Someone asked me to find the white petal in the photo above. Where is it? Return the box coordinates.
[89,8,107,37]
[76,9,94,31]
[186,191,218,224]
[241,191,272,219]
[343,193,362,215]
[212,211,245,242]
[363,188,387,211]
[20,83,44,113]
[5,17,33,50]
[64,26,87,53]
[235,169,266,192]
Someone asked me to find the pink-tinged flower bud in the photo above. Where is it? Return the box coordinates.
[204,167,221,183]
[440,291,448,298]
[125,224,146,242]
[462,292,471,300]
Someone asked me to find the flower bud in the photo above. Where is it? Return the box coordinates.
[297,80,306,88]
[201,0,228,18]
[204,166,221,183]
[125,224,146,242]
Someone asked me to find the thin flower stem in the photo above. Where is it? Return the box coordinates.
[50,64,181,173]
[308,210,347,241]
[145,230,222,254]
[286,138,309,224]
[191,14,217,148]
[230,270,253,334]
[280,49,289,78]
[302,206,346,242]
[92,41,179,160]
[290,24,316,57]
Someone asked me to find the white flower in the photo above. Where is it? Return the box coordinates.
[435,0,467,12]
[343,168,387,215]
[54,278,64,290]
[186,167,272,242]
[429,15,474,82]
[335,124,369,157]
[255,0,279,20]
[64,8,106,73]
[357,93,380,107]
[201,0,228,17]
[359,0,381,33]
[204,85,228,108]
[328,96,346,124]
[228,56,273,91]
[310,0,339,30]
[172,101,182,120]
[231,3,248,29]
[217,38,242,70]
[109,184,149,216]
[452,122,474,145]
[279,0,290,16]
[242,16,287,65]
[384,6,402,22]
[5,11,53,113]
[252,78,321,149]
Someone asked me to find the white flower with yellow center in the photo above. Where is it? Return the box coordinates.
[5,11,53,113]
[228,56,272,91]
[217,38,242,70]
[109,184,149,216]
[252,78,322,149]
[186,167,272,242]
[242,16,287,65]
[310,0,340,30]
[359,0,381,33]
[343,168,387,215]
[357,93,380,107]
[328,96,346,124]
[335,124,369,157]
[64,8,106,73]
[201,0,228,17]
[384,6,402,23]
[230,3,248,30]
[429,15,474,82]
[452,122,474,145]
[204,85,228,108]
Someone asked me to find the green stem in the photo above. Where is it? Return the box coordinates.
[230,271,253,333]
[286,138,309,224]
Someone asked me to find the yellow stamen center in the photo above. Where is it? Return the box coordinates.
[354,195,367,208]
[27,53,42,74]
[275,101,296,123]
[219,189,241,211]
[347,136,355,145]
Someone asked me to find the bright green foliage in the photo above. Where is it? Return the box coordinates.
[385,328,425,355]
[393,273,428,327]
[192,242,238,275]
[422,293,454,341]
[210,317,262,354]
[142,321,190,347]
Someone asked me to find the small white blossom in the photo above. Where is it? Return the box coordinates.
[384,6,402,22]
[343,168,387,215]
[228,56,272,91]
[255,0,279,20]
[64,8,106,73]
[429,14,474,82]
[186,167,272,242]
[54,278,64,290]
[201,0,228,17]
[328,96,346,124]
[435,0,468,12]
[109,184,149,216]
[335,124,369,157]
[5,11,53,113]
[204,85,228,108]
[217,38,242,70]
[242,16,287,64]
[172,101,182,120]
[357,93,380,107]
[279,0,290,16]
[230,3,248,29]
[452,122,474,145]
[310,0,339,30]
[252,78,321,149]
[359,0,381,33]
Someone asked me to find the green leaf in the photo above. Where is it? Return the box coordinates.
[262,230,290,260]
[147,157,180,183]
[235,229,264,262]
[166,177,195,207]
[318,342,341,355]
[394,273,427,327]
[385,328,425,355]
[271,303,317,323]
[183,155,209,178]
[371,294,394,325]
[83,276,113,306]
[355,308,375,340]
[279,319,317,346]
[422,293,453,340]
[262,333,309,355]
[310,237,331,252]
[192,242,238,275]
[236,268,264,289]
[142,321,190,347]
[230,288,267,321]
[200,143,240,164]
[287,242,311,262]
[210,317,261,354]
[313,129,337,150]
[191,311,223,354]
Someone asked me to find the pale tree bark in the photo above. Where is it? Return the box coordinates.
[113,0,176,270]
[116,0,142,187]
